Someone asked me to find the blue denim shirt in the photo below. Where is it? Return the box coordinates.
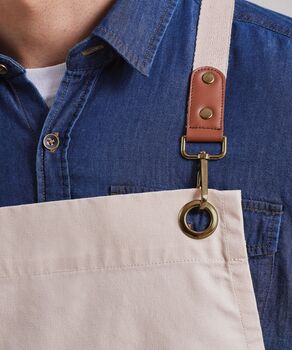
[0,0,291,348]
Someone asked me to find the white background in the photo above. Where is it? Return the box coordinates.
[249,0,292,17]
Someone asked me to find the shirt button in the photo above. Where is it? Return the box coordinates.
[43,132,60,152]
[0,64,8,75]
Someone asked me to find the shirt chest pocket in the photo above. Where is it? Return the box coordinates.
[109,184,283,320]
[241,199,283,320]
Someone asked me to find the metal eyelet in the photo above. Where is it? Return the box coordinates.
[178,200,218,239]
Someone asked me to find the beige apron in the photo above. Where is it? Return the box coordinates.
[0,1,265,349]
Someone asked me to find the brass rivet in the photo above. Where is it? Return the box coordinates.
[0,64,8,75]
[202,72,215,84]
[200,107,213,120]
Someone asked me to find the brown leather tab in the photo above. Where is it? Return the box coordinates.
[185,66,226,142]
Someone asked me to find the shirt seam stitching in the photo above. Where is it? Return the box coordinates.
[141,0,179,66]
[193,0,292,39]
[234,17,292,40]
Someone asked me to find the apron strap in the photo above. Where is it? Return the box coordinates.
[179,0,235,223]
[184,0,235,143]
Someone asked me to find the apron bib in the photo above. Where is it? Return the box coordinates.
[0,1,265,349]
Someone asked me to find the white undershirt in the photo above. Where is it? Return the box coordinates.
[25,62,67,108]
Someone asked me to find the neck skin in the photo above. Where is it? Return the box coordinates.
[0,0,115,68]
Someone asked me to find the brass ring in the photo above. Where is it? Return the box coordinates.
[178,200,218,239]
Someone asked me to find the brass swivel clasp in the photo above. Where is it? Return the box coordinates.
[178,136,227,239]
[196,151,209,209]
[180,135,227,208]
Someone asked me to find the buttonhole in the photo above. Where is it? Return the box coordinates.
[81,44,105,56]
